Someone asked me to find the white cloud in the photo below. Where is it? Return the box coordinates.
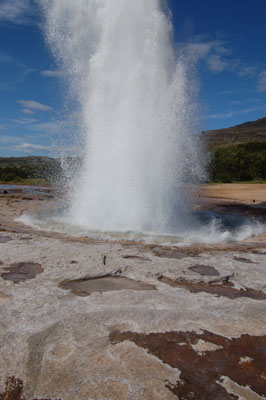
[207,54,229,73]
[28,120,66,136]
[0,52,14,63]
[186,42,213,60]
[186,36,261,82]
[17,99,53,112]
[11,117,39,124]
[22,108,36,115]
[41,70,62,78]
[220,89,239,95]
[207,111,234,120]
[258,70,266,92]
[237,66,257,77]
[207,105,266,120]
[185,39,231,73]
[17,143,51,151]
[230,100,241,105]
[0,0,36,25]
[0,134,26,145]
[19,68,35,82]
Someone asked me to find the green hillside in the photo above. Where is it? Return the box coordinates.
[202,116,266,149]
[0,156,61,185]
[203,116,266,182]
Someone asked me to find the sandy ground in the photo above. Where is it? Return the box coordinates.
[199,183,266,205]
[0,184,266,400]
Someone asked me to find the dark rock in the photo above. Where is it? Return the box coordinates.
[158,276,266,300]
[1,262,43,283]
[189,265,220,276]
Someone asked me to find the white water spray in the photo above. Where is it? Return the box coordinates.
[39,0,204,235]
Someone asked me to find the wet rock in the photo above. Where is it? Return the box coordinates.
[59,274,156,297]
[159,276,266,300]
[110,329,266,400]
[252,250,266,255]
[0,236,12,243]
[234,256,257,264]
[153,248,187,259]
[189,265,220,276]
[122,255,151,261]
[1,262,43,283]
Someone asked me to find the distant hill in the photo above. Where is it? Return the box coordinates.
[0,156,54,167]
[202,116,266,148]
[0,156,81,185]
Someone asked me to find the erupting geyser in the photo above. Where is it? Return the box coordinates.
[39,0,204,235]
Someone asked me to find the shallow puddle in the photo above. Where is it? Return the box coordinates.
[110,329,266,400]
[1,262,43,283]
[189,265,220,276]
[159,276,266,300]
[153,248,187,259]
[59,274,156,296]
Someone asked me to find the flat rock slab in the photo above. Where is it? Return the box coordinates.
[1,189,266,400]
[1,262,43,283]
[59,274,156,296]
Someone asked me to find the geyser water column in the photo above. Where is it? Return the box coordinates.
[39,0,204,235]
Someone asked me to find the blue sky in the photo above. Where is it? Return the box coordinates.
[0,0,265,157]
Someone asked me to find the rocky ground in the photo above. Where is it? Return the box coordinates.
[0,185,266,400]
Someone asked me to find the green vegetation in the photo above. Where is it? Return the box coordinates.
[0,156,82,185]
[203,116,266,182]
[208,142,266,183]
[0,156,62,185]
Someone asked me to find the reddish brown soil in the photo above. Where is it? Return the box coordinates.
[159,276,266,300]
[0,376,60,400]
[110,330,266,400]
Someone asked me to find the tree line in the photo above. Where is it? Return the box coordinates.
[1,143,266,184]
[208,142,266,182]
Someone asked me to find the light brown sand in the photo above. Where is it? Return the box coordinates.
[198,183,266,205]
